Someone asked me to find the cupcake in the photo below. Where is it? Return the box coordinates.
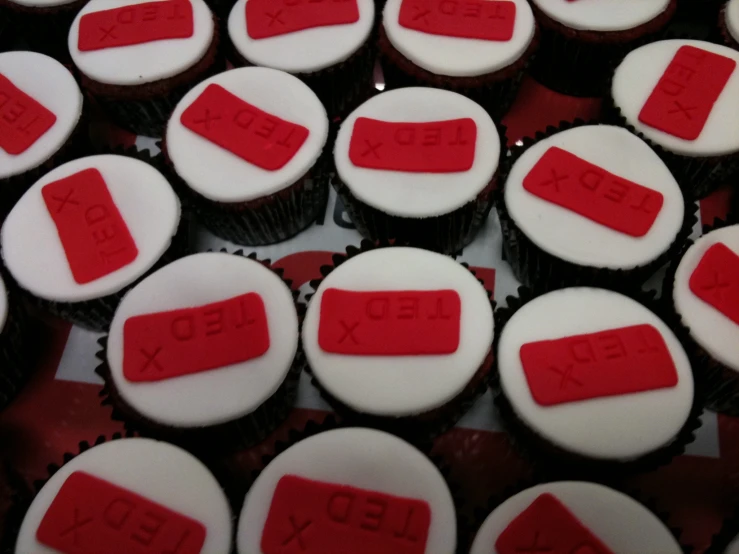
[470,482,682,554]
[99,252,302,450]
[227,0,376,118]
[236,427,457,554]
[498,123,692,291]
[204,0,234,18]
[494,287,699,476]
[14,437,232,554]
[721,0,739,51]
[68,0,221,137]
[333,87,501,254]
[166,66,330,246]
[302,246,494,440]
[529,0,676,97]
[0,51,86,210]
[0,0,87,59]
[0,273,31,411]
[1,154,183,331]
[670,223,739,414]
[380,0,536,121]
[610,39,739,198]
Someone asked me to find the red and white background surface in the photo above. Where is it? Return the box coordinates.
[1,77,738,552]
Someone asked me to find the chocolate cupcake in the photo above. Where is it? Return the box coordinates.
[380,0,536,121]
[529,0,676,97]
[333,87,501,254]
[610,39,739,198]
[236,427,457,554]
[13,437,232,554]
[302,246,494,440]
[470,482,682,554]
[166,66,330,246]
[498,123,692,291]
[68,0,221,137]
[100,252,302,451]
[0,273,31,411]
[0,51,86,211]
[227,0,376,118]
[494,287,699,476]
[670,224,739,415]
[721,0,739,51]
[1,154,183,331]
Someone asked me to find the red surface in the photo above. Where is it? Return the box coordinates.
[181,84,309,171]
[495,493,614,554]
[261,474,431,554]
[36,471,206,554]
[41,168,138,285]
[78,0,193,52]
[349,117,476,172]
[638,46,736,141]
[519,324,678,407]
[0,73,56,155]
[398,0,515,42]
[246,0,359,39]
[122,292,270,382]
[689,243,739,326]
[522,146,664,237]
[318,288,461,355]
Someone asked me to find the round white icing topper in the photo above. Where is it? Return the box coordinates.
[531,0,671,32]
[5,0,79,6]
[728,0,739,45]
[0,275,8,335]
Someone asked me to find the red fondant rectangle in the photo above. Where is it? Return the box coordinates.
[262,475,431,554]
[638,45,736,140]
[522,147,664,237]
[246,0,360,39]
[78,0,194,51]
[318,288,461,355]
[36,471,206,554]
[180,84,309,171]
[123,292,270,382]
[519,324,678,406]
[0,73,56,155]
[496,493,614,554]
[349,117,476,173]
[689,243,739,325]
[42,169,138,285]
[398,0,516,42]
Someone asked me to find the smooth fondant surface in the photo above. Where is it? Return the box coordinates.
[497,287,693,461]
[531,0,671,32]
[728,0,739,44]
[0,276,8,335]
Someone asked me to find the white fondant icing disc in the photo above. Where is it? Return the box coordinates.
[0,275,8,335]
[15,438,232,554]
[236,427,457,554]
[302,247,494,416]
[1,155,181,303]
[504,125,685,270]
[531,0,671,32]
[0,51,83,180]
[727,533,739,554]
[106,252,299,427]
[497,287,694,461]
[728,0,739,44]
[5,0,78,6]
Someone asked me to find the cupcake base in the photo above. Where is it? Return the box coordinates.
[0,282,33,412]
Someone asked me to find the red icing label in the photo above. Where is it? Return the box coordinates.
[36,471,206,554]
[522,147,664,237]
[689,243,739,326]
[180,84,309,171]
[638,46,736,140]
[318,288,461,355]
[349,117,476,173]
[123,292,270,382]
[519,324,678,407]
[0,73,56,156]
[398,0,515,42]
[42,169,138,285]
[496,493,614,554]
[261,475,431,554]
[78,0,194,52]
[246,0,359,39]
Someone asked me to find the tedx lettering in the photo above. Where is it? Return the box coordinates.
[246,0,360,39]
[0,73,57,156]
[398,0,516,41]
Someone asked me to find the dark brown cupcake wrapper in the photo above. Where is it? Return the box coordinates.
[529,1,676,97]
[706,504,739,554]
[378,25,539,122]
[495,119,698,293]
[490,285,705,480]
[94,251,305,454]
[0,276,33,412]
[303,240,495,444]
[204,0,236,19]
